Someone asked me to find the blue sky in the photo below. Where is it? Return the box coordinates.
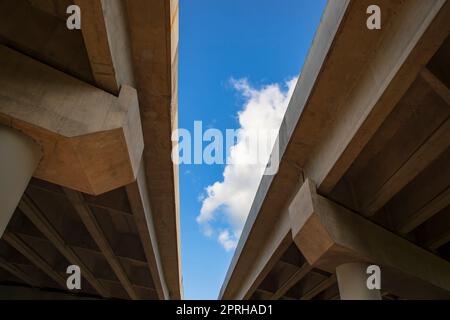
[178,0,326,300]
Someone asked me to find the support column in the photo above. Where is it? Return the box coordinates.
[336,263,381,300]
[0,126,41,237]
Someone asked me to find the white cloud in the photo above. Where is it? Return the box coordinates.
[197,77,298,251]
[218,230,238,252]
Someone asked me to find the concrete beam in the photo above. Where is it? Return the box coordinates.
[125,161,170,300]
[270,262,312,300]
[75,0,135,94]
[361,117,450,215]
[0,45,144,195]
[219,198,293,300]
[220,0,450,300]
[304,0,450,195]
[420,67,450,106]
[27,0,71,19]
[64,188,139,299]
[300,274,336,300]
[125,0,181,299]
[0,257,38,287]
[289,179,450,298]
[220,0,350,299]
[3,232,66,289]
[18,195,110,297]
[0,0,93,84]
[415,205,450,250]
